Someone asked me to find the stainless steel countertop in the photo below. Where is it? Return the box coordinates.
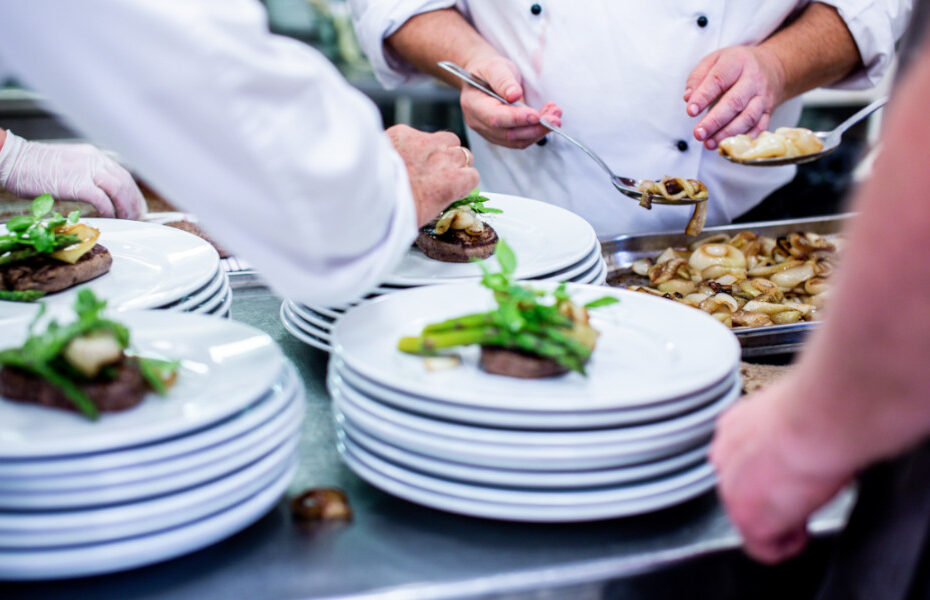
[4,286,852,599]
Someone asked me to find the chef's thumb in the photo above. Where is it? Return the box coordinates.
[485,62,523,103]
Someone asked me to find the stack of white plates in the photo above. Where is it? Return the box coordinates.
[0,311,302,580]
[282,193,606,352]
[0,219,232,319]
[326,283,741,522]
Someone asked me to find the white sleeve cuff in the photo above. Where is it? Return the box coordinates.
[819,0,913,90]
[350,0,460,89]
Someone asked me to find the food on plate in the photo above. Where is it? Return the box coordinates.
[624,230,839,329]
[398,240,618,378]
[415,189,501,263]
[719,127,824,161]
[636,177,709,236]
[164,220,230,258]
[0,290,179,419]
[0,194,110,301]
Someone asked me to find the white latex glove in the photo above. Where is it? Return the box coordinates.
[0,131,145,219]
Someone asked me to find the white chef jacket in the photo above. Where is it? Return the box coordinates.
[0,0,417,306]
[352,0,911,238]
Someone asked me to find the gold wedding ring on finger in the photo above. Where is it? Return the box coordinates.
[459,146,473,167]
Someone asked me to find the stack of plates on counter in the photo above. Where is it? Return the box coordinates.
[0,311,302,580]
[0,219,232,319]
[281,193,606,352]
[326,283,741,522]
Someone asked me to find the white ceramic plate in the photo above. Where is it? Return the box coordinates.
[0,219,220,318]
[0,458,297,580]
[0,400,299,511]
[334,372,734,448]
[280,303,333,353]
[333,283,741,412]
[191,275,231,314]
[0,377,301,497]
[209,287,234,318]
[0,362,299,479]
[341,422,708,489]
[387,193,597,286]
[0,433,299,546]
[282,302,332,340]
[339,442,714,522]
[331,359,737,429]
[0,311,285,458]
[167,267,225,311]
[332,387,732,470]
[288,300,336,333]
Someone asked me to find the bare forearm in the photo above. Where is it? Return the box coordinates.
[781,48,930,473]
[762,2,862,103]
[386,9,500,89]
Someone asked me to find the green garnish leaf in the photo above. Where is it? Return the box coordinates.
[32,194,54,219]
[5,216,34,233]
[495,238,516,277]
[67,211,80,224]
[584,297,620,309]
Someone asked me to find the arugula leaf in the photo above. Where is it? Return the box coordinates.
[584,297,620,309]
[495,238,516,277]
[5,216,34,233]
[137,357,180,395]
[442,189,503,215]
[67,211,80,224]
[32,194,54,218]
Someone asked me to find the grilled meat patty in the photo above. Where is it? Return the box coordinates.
[479,346,570,379]
[0,358,147,413]
[415,223,498,263]
[0,244,112,293]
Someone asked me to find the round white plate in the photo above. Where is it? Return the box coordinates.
[288,301,336,333]
[0,434,299,546]
[208,287,234,318]
[0,311,285,458]
[0,399,301,510]
[0,458,296,580]
[341,422,708,489]
[334,371,734,448]
[331,359,736,429]
[387,193,597,286]
[333,283,740,412]
[300,302,347,321]
[343,435,713,506]
[0,377,301,496]
[282,302,331,340]
[0,362,299,479]
[339,442,714,522]
[168,267,224,311]
[190,275,231,314]
[332,388,731,470]
[0,219,220,318]
[293,303,337,324]
[280,303,333,353]
[565,256,604,285]
[537,242,601,282]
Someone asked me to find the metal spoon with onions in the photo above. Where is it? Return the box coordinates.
[719,96,888,167]
[437,61,705,206]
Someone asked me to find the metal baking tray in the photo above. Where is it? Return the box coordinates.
[600,214,852,357]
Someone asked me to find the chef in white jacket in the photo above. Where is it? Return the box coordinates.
[0,1,477,306]
[351,1,911,238]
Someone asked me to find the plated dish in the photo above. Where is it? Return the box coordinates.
[416,189,500,263]
[0,195,109,302]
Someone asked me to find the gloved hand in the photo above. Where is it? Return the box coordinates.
[0,131,146,219]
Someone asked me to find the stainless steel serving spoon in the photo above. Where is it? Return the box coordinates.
[719,96,888,167]
[438,61,704,206]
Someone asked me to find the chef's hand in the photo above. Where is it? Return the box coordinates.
[386,125,480,227]
[684,46,787,150]
[711,377,854,564]
[0,131,146,219]
[460,54,562,149]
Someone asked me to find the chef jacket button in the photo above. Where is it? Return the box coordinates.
[696,15,709,28]
[677,140,689,152]
[530,3,542,16]
[536,136,548,147]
